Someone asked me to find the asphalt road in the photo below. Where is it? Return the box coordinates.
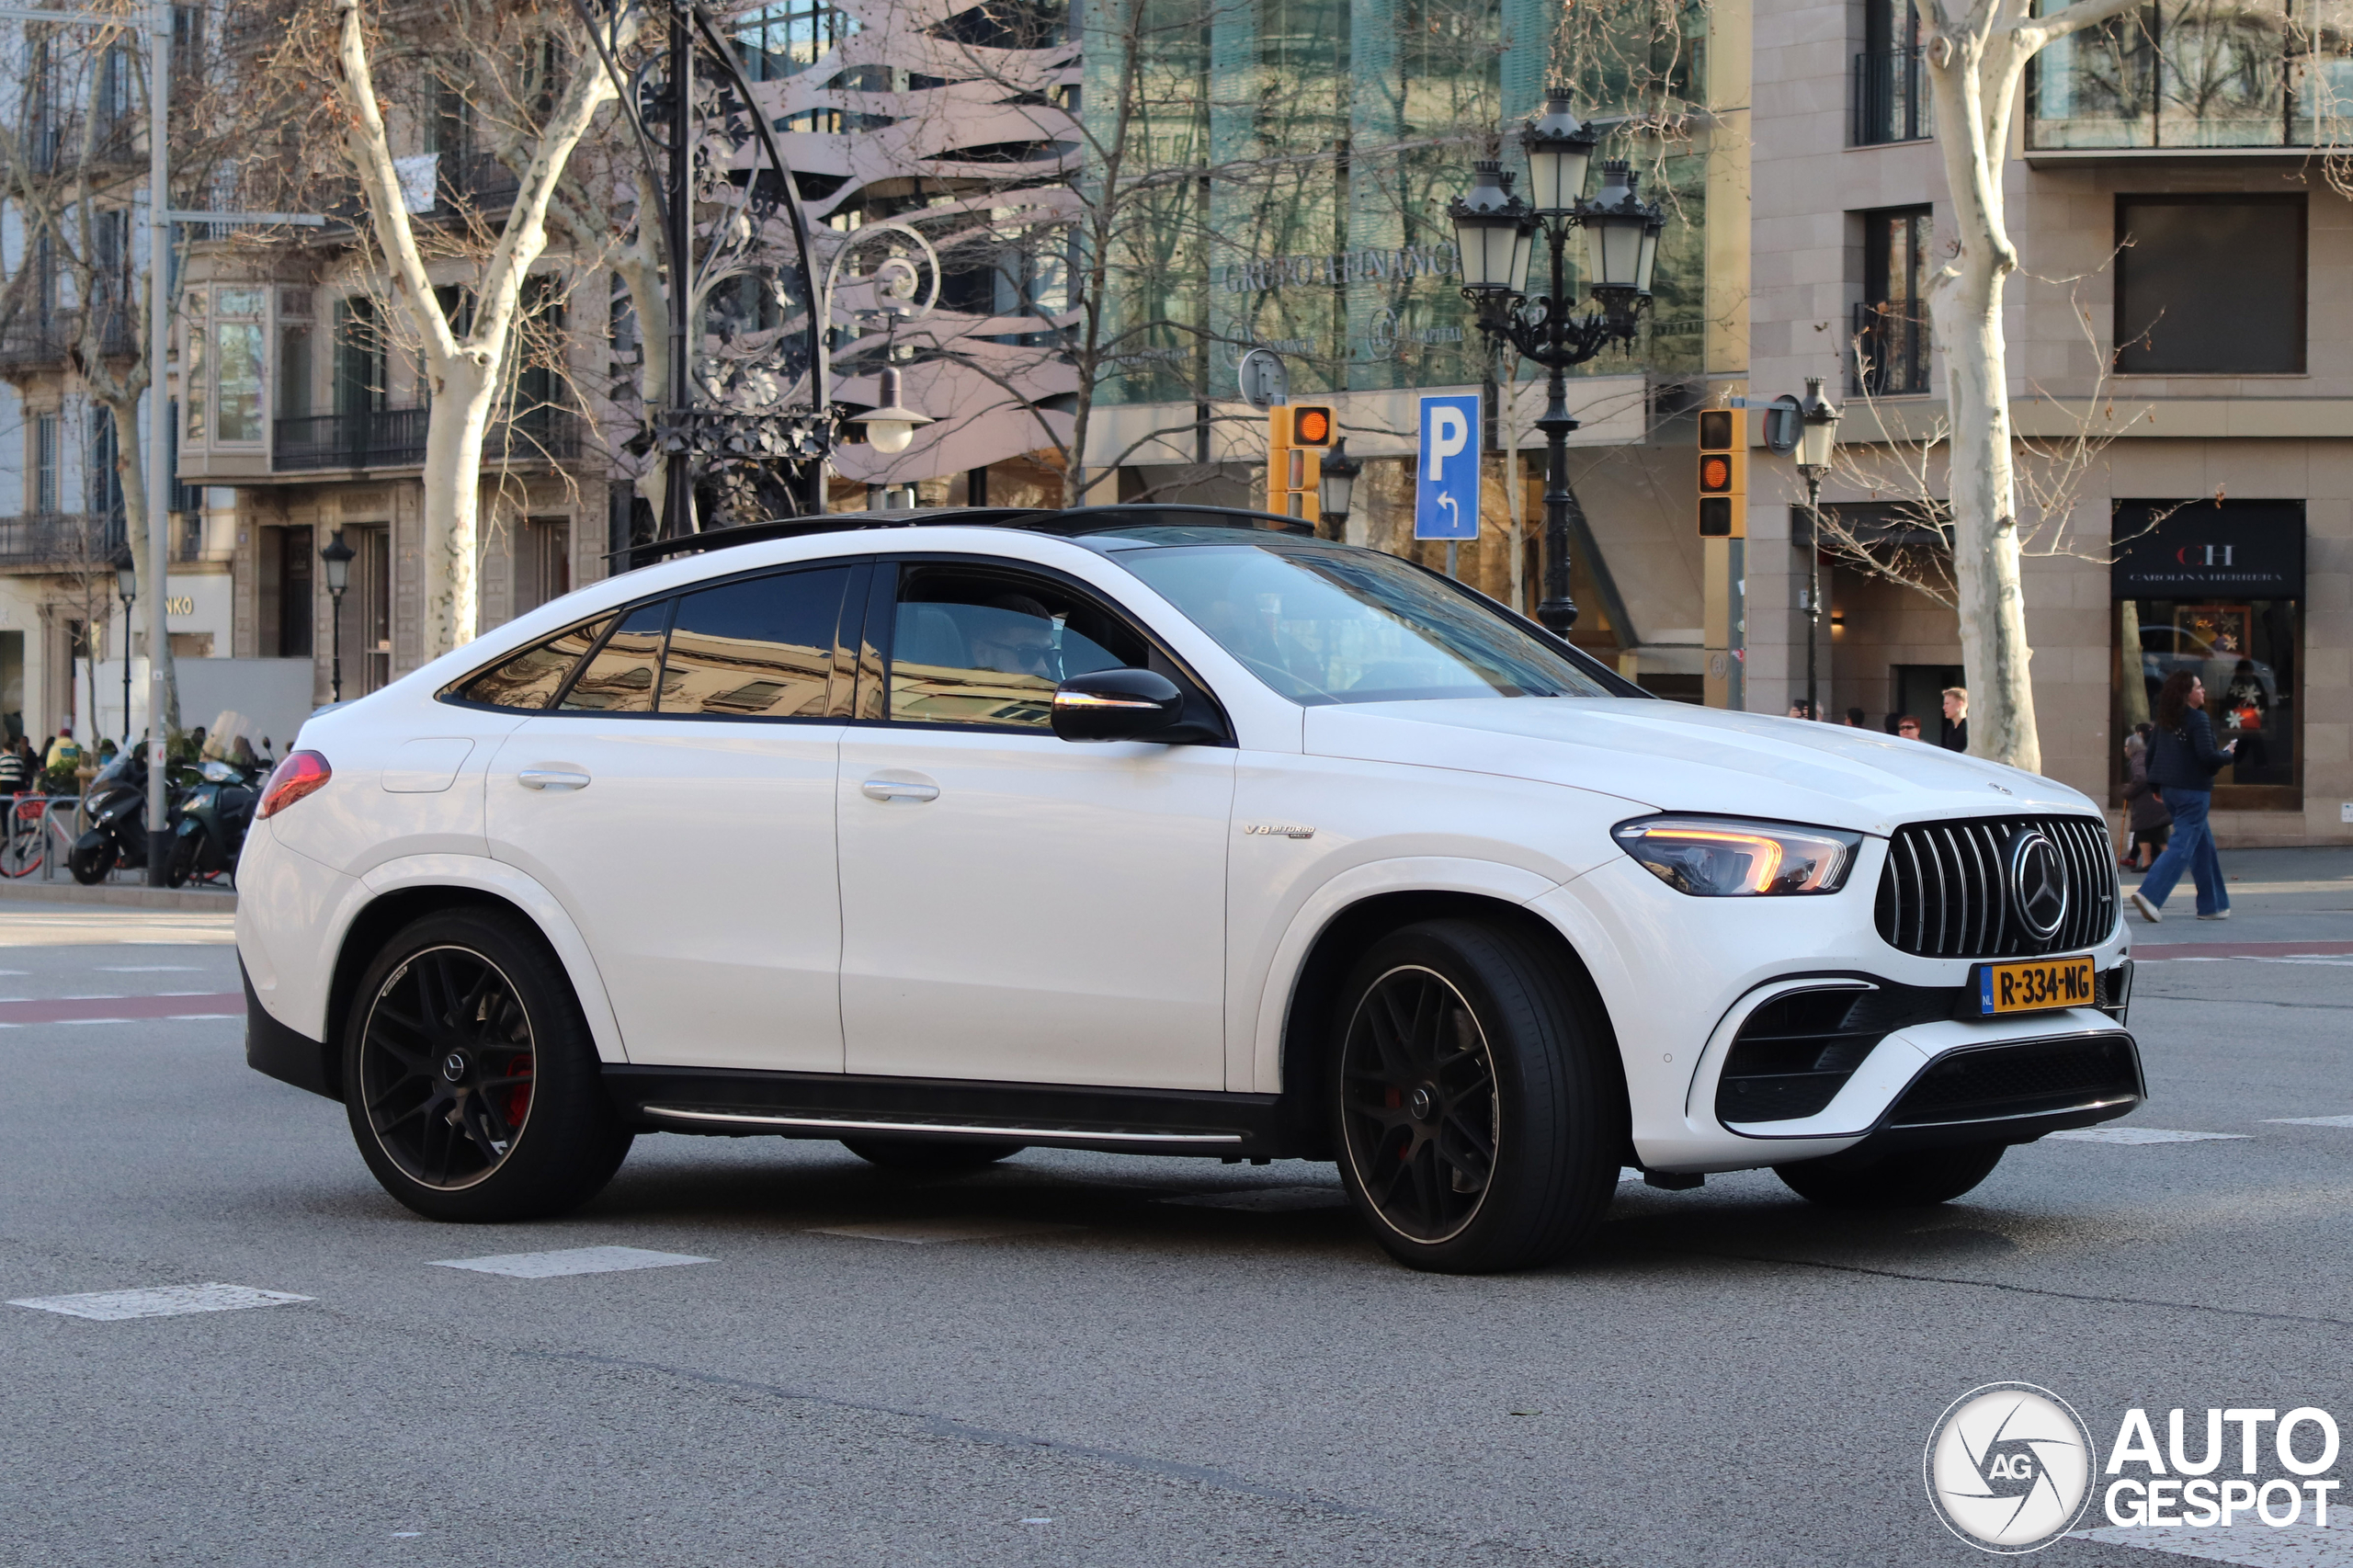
[5,849,2353,1568]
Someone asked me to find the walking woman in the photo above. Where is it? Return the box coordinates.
[2129,670,2236,923]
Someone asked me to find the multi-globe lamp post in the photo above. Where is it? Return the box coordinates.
[1448,89,1664,632]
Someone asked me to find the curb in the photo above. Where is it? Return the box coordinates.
[0,879,236,914]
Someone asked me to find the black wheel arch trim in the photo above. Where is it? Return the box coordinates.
[244,959,339,1100]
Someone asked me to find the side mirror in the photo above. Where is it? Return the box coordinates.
[1051,668,1187,743]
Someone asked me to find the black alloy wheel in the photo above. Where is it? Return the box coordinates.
[345,909,631,1221]
[1332,918,1625,1273]
[1339,965,1500,1244]
[358,945,539,1190]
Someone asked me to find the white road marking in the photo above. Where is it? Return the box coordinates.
[808,1218,1080,1245]
[165,1014,238,1021]
[2265,1115,2353,1128]
[2048,1128,2253,1144]
[427,1244,711,1279]
[55,1017,134,1026]
[9,1283,312,1320]
[1620,1167,1644,1184]
[2074,1521,2353,1564]
[1161,1187,1348,1212]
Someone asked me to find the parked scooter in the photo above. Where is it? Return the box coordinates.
[70,751,160,884]
[169,758,258,888]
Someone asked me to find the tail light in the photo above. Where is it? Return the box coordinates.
[257,751,331,819]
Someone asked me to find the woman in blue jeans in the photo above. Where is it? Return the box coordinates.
[2130,668,2236,923]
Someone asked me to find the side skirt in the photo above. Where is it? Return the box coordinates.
[602,1066,1304,1160]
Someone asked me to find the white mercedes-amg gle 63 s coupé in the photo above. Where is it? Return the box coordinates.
[238,505,2138,1273]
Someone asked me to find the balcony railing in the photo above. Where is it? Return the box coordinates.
[0,308,137,372]
[0,513,125,567]
[272,406,579,472]
[273,406,428,471]
[1852,301,1932,397]
[1853,48,1929,145]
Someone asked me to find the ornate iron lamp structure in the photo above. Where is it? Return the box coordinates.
[1449,88,1664,632]
[569,0,939,548]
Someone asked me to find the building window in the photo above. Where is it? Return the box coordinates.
[2115,197,2304,374]
[515,518,571,617]
[2112,500,2303,809]
[735,0,858,81]
[335,296,387,415]
[213,288,267,442]
[88,410,121,529]
[33,414,58,514]
[1852,0,1927,145]
[1854,207,1932,396]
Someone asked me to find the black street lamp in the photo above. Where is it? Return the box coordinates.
[1795,376,1843,722]
[1450,87,1663,632]
[320,529,355,703]
[112,545,135,748]
[1317,437,1362,539]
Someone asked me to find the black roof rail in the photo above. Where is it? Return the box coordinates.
[604,503,1314,572]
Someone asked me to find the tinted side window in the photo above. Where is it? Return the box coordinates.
[887,566,1143,730]
[659,568,848,719]
[560,599,671,712]
[459,617,609,710]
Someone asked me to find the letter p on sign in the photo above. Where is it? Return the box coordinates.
[1416,393,1481,540]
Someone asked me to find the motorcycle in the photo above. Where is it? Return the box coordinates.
[70,751,160,885]
[169,758,258,888]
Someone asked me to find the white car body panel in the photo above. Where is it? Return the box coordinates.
[837,727,1235,1088]
[483,716,846,1073]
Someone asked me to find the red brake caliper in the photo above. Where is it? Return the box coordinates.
[503,1054,534,1131]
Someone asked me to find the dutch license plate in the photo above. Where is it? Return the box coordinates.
[1977,955,2096,1017]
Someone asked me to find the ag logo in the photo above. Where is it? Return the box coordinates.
[1925,1383,2097,1553]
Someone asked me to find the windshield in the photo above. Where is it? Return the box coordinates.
[1112,540,1633,704]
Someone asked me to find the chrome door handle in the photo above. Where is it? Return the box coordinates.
[518,769,591,791]
[860,778,939,802]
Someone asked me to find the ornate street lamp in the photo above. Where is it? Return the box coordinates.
[1795,376,1843,722]
[1317,437,1363,539]
[112,545,135,747]
[1450,87,1665,633]
[320,530,355,704]
[567,0,940,551]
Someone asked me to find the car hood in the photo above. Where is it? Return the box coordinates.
[1303,699,2098,834]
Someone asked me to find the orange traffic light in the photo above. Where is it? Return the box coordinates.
[1697,408,1745,538]
[1290,405,1334,446]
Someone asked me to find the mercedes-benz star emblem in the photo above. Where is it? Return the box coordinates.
[2007,830,2069,940]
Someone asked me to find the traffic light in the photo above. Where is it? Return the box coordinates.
[1267,405,1333,518]
[1697,408,1745,539]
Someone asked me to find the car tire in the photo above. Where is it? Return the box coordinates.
[1774,1142,2006,1209]
[343,907,631,1222]
[840,1136,1027,1171]
[1330,918,1625,1275]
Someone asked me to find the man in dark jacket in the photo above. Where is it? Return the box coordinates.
[2131,671,2235,922]
[1941,687,1970,753]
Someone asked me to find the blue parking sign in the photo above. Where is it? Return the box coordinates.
[1415,393,1482,540]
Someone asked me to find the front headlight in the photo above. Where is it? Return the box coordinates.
[1611,815,1865,897]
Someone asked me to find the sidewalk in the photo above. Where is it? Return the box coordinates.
[0,876,236,914]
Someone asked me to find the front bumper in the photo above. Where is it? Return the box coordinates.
[1534,848,2138,1174]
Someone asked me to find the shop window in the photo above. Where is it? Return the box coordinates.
[2116,198,2304,374]
[2111,501,2303,807]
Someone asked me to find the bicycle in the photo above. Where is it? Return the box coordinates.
[0,792,52,879]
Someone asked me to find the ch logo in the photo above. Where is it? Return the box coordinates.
[2174,543,2234,566]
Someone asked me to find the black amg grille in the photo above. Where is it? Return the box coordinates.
[1886,1035,2142,1127]
[1875,815,2119,959]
